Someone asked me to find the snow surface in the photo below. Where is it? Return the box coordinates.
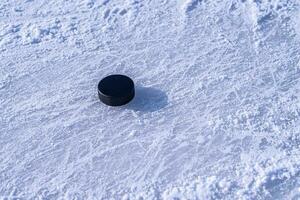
[1,0,300,199]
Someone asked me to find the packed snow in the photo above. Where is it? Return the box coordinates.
[1,0,300,199]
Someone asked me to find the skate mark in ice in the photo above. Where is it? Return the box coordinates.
[103,9,110,19]
[185,0,201,13]
[126,86,168,113]
[119,9,128,16]
[101,0,110,6]
[176,0,204,27]
[178,0,202,14]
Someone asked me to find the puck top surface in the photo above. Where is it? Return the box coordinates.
[98,74,135,106]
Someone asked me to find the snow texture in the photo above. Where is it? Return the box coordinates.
[1,0,300,199]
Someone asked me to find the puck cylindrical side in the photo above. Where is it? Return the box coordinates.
[98,74,135,106]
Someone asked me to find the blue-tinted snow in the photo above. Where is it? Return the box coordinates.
[1,0,300,199]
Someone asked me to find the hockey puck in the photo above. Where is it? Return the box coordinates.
[98,74,135,106]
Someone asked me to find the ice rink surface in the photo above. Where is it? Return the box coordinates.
[1,0,300,199]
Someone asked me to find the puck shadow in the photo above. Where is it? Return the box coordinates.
[126,86,168,112]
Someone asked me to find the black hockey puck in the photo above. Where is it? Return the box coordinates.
[98,74,135,106]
